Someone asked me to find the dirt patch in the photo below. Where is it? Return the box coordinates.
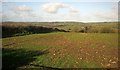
[29,34,118,68]
[46,38,118,68]
[74,46,118,68]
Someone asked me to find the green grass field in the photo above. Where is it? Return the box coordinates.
[2,32,118,69]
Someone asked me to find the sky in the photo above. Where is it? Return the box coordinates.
[1,0,120,2]
[1,0,119,22]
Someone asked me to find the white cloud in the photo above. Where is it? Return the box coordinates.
[13,5,36,18]
[42,3,79,14]
[2,2,80,22]
[2,5,38,22]
[42,3,69,13]
[0,0,4,5]
[13,5,32,12]
[0,0,3,3]
[38,3,80,22]
[69,7,79,13]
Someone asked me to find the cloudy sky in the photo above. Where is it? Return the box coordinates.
[1,0,118,22]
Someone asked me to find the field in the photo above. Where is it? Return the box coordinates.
[2,22,118,38]
[32,22,118,33]
[2,32,118,69]
[2,1,119,69]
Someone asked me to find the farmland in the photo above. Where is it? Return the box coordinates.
[2,22,119,38]
[2,22,119,69]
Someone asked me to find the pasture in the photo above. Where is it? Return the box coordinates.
[2,32,118,69]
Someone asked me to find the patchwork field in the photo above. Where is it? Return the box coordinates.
[2,32,118,69]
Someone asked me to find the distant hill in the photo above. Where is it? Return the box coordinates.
[2,22,119,34]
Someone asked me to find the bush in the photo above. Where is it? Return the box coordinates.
[71,27,81,32]
[87,28,100,33]
[100,27,116,33]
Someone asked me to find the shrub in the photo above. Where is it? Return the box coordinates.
[87,28,100,33]
[100,27,116,33]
